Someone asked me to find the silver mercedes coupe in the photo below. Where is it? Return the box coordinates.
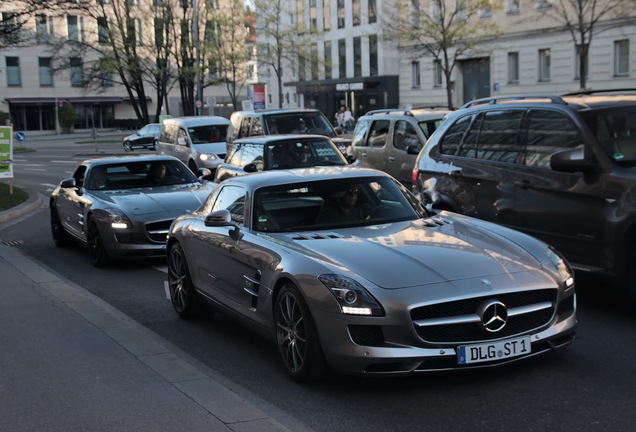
[50,155,215,266]
[166,166,577,381]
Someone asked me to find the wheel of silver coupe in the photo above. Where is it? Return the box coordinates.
[50,203,72,247]
[123,141,132,151]
[168,242,201,319]
[86,218,110,267]
[274,283,326,382]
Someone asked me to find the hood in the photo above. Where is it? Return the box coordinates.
[94,184,212,216]
[274,218,542,289]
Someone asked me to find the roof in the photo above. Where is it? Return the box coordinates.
[81,155,183,166]
[163,116,230,126]
[232,134,335,144]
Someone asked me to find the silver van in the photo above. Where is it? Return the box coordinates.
[156,116,231,174]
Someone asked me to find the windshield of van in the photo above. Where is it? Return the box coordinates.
[266,113,336,137]
[581,106,636,164]
[188,125,228,144]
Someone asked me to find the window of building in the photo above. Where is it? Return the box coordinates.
[296,0,304,32]
[298,53,306,81]
[127,18,142,46]
[536,0,552,9]
[615,39,629,77]
[181,19,191,46]
[6,56,21,86]
[353,0,361,26]
[67,15,82,42]
[434,59,443,86]
[323,0,331,30]
[507,0,521,13]
[508,52,519,83]
[36,15,50,43]
[353,37,362,77]
[539,48,551,81]
[338,38,346,78]
[311,43,318,80]
[575,44,588,79]
[70,57,84,87]
[369,34,378,76]
[337,0,345,29]
[155,18,167,47]
[97,17,109,44]
[369,0,377,23]
[39,57,53,86]
[412,61,420,87]
[429,1,440,24]
[324,40,332,79]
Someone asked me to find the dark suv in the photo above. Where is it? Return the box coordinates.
[228,108,352,153]
[412,91,636,303]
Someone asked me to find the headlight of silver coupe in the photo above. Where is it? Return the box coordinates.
[105,208,133,229]
[318,274,384,316]
[547,246,574,289]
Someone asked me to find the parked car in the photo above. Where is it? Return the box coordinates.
[228,108,352,153]
[214,134,351,182]
[50,155,215,267]
[155,116,231,175]
[123,123,160,151]
[412,90,636,304]
[166,166,576,381]
[351,106,452,183]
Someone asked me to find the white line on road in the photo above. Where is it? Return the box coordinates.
[51,160,82,164]
[41,183,57,189]
[24,168,47,171]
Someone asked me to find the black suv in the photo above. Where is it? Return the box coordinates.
[228,108,352,153]
[412,91,636,303]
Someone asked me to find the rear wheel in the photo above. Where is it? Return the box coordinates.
[123,141,132,152]
[50,203,73,247]
[167,242,202,319]
[274,283,327,382]
[86,218,110,267]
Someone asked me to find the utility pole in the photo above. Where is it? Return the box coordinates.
[193,0,202,116]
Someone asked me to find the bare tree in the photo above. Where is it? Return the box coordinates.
[382,0,501,107]
[538,0,636,90]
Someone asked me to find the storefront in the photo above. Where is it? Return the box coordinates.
[290,76,399,121]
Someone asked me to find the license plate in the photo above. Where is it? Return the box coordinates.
[457,336,531,365]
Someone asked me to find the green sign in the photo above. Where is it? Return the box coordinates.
[159,115,172,123]
[0,126,13,179]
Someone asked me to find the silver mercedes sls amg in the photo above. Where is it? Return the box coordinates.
[50,155,215,266]
[166,166,577,381]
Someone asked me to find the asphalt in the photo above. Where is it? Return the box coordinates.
[0,130,313,432]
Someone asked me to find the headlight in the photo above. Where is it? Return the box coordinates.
[547,246,574,288]
[318,274,384,316]
[199,153,217,161]
[105,208,132,229]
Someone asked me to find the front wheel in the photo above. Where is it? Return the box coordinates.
[50,203,73,247]
[86,219,110,267]
[123,141,132,152]
[274,283,327,382]
[167,242,202,319]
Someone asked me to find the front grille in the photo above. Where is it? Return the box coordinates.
[145,220,173,243]
[411,289,558,344]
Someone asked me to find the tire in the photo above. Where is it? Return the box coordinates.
[50,203,73,247]
[123,141,132,152]
[274,283,327,382]
[188,160,198,175]
[86,218,110,267]
[167,242,202,319]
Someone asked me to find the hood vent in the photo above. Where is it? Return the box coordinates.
[291,232,344,240]
[424,217,452,228]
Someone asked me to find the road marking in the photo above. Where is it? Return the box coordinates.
[24,168,47,172]
[52,160,82,164]
[41,183,57,189]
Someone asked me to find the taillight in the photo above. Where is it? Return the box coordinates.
[411,167,418,185]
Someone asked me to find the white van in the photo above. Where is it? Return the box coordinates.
[156,116,232,174]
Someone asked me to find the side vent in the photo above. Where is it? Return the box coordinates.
[423,217,452,227]
[291,232,345,240]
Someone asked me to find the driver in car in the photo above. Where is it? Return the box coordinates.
[315,183,370,223]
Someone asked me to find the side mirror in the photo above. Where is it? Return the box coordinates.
[198,168,212,179]
[407,145,421,155]
[550,148,596,173]
[204,209,244,241]
[60,178,76,188]
[346,154,356,164]
[243,163,258,173]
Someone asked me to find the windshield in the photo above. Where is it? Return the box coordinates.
[86,160,200,190]
[265,113,336,137]
[580,106,636,164]
[265,138,348,169]
[188,125,228,144]
[253,176,426,232]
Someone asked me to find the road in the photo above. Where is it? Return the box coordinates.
[2,135,636,431]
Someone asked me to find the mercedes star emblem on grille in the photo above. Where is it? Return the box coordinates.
[478,300,508,332]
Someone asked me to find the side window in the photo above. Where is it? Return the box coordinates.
[178,128,189,146]
[439,115,474,156]
[524,110,582,168]
[73,165,87,187]
[227,144,245,165]
[159,124,175,143]
[211,185,246,226]
[419,119,444,140]
[353,118,371,147]
[251,118,263,136]
[393,120,420,151]
[242,143,265,170]
[368,120,390,147]
[476,110,523,163]
[239,118,251,138]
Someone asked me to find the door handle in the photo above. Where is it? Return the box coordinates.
[514,180,532,189]
[360,152,368,158]
[449,170,462,177]
[388,157,396,162]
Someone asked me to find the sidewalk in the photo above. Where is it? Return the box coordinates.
[0,202,312,432]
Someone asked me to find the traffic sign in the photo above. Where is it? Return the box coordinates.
[195,100,202,108]
[206,96,217,106]
[15,132,26,142]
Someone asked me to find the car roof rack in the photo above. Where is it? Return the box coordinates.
[365,106,454,117]
[461,95,566,109]
[562,88,636,96]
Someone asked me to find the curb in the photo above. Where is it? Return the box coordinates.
[0,189,43,225]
